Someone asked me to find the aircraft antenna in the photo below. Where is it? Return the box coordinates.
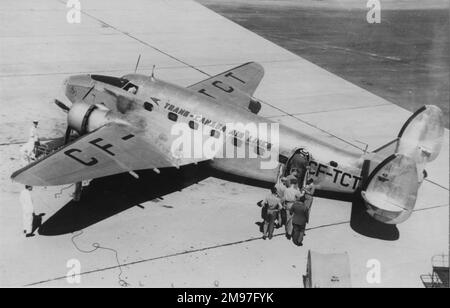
[354,140,369,153]
[151,65,156,81]
[134,54,141,73]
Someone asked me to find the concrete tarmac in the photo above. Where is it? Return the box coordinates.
[0,0,448,287]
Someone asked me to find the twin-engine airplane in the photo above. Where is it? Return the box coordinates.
[11,62,444,226]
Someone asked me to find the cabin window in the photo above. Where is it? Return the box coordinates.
[210,129,220,138]
[168,112,178,122]
[330,161,338,168]
[189,121,198,130]
[144,102,153,112]
[232,137,242,147]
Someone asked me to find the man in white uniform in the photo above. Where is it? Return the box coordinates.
[30,120,39,143]
[20,185,35,237]
[29,120,40,156]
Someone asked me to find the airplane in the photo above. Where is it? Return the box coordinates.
[11,62,444,226]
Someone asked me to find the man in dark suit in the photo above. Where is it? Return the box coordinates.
[290,195,309,246]
[262,187,283,240]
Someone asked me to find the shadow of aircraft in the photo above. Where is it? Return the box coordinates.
[349,159,400,241]
[350,191,400,241]
[38,163,211,236]
[38,159,399,240]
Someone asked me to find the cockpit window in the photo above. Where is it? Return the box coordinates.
[91,75,139,94]
[91,75,129,88]
[123,82,139,94]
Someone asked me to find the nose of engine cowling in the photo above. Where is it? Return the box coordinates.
[64,74,93,103]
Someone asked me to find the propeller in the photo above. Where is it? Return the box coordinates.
[63,126,72,144]
[54,99,70,113]
[54,92,92,201]
[53,99,73,144]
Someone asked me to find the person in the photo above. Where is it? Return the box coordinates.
[127,86,137,94]
[20,140,36,165]
[283,179,303,239]
[28,120,41,157]
[262,187,282,240]
[287,149,310,189]
[20,185,35,237]
[274,177,287,227]
[275,177,287,200]
[302,178,316,223]
[29,121,39,144]
[285,168,298,187]
[291,195,309,246]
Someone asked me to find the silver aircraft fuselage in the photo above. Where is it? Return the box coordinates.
[65,73,365,194]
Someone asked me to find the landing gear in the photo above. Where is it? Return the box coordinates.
[72,180,91,202]
[72,182,82,202]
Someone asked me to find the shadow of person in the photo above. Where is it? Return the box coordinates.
[31,213,45,235]
[350,192,400,241]
[38,163,211,236]
[255,221,264,233]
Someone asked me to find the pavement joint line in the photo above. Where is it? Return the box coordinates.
[263,103,393,118]
[0,58,298,78]
[55,0,212,78]
[25,220,351,286]
[285,38,444,71]
[24,203,448,287]
[423,179,449,191]
[0,137,61,147]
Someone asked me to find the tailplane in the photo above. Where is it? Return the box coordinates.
[359,105,444,224]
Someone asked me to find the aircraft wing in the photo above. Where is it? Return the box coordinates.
[11,122,182,186]
[188,62,264,111]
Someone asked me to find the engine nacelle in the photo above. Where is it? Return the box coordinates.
[67,102,110,134]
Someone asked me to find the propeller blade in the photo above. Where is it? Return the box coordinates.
[64,126,72,144]
[54,99,70,113]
